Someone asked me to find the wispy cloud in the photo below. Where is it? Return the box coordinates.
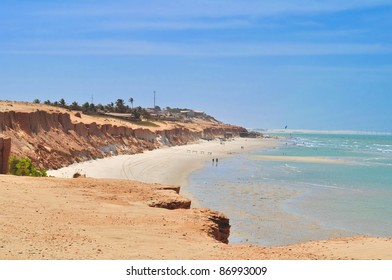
[22,0,391,38]
[296,28,369,38]
[2,39,391,57]
[0,40,180,56]
[33,0,392,18]
[206,42,392,57]
[2,1,391,58]
[98,19,252,31]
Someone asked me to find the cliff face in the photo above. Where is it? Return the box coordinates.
[0,136,11,174]
[190,209,231,244]
[0,110,245,169]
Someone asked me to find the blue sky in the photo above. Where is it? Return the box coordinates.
[1,1,392,131]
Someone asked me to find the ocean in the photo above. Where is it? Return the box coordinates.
[187,131,392,246]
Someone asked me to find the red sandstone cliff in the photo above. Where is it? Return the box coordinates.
[0,104,246,170]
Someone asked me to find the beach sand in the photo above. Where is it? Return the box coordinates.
[2,137,391,259]
[48,138,278,207]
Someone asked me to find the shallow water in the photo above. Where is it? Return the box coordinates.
[187,132,392,246]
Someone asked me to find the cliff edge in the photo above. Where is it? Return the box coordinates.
[0,101,246,169]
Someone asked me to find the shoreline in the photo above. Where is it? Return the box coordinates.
[48,137,355,246]
[48,137,279,208]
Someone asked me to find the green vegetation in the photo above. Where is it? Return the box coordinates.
[136,120,160,127]
[9,156,48,177]
[40,98,150,121]
[35,98,218,123]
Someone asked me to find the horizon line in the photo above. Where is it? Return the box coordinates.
[254,128,392,135]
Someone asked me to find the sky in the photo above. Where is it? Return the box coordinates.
[1,0,392,132]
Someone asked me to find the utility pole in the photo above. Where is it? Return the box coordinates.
[153,91,156,109]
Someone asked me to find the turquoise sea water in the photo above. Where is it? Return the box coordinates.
[187,132,392,246]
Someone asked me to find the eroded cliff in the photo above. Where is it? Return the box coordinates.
[0,108,246,169]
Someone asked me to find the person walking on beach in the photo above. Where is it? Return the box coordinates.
[212,158,215,166]
[216,158,219,167]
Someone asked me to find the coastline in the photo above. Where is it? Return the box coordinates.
[2,136,392,259]
[48,136,355,247]
[48,137,279,208]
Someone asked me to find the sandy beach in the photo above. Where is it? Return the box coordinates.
[48,137,278,207]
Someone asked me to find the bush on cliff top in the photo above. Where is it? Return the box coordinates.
[8,156,48,177]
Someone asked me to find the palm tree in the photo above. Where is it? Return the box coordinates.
[59,98,66,107]
[115,99,126,113]
[82,102,90,112]
[105,102,114,112]
[129,97,134,109]
[70,101,81,110]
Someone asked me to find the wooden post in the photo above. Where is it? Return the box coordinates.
[0,137,11,174]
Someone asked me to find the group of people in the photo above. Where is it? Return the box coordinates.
[212,158,219,167]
